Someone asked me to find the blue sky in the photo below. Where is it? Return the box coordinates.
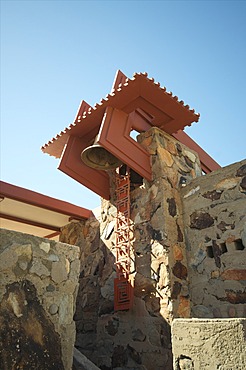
[1,0,245,209]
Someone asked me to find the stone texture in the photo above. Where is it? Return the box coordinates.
[59,129,202,369]
[181,159,246,319]
[0,229,80,370]
[172,319,246,369]
[0,280,65,370]
[58,131,245,369]
[190,211,214,229]
[221,269,246,281]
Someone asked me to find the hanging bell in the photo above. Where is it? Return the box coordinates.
[81,137,122,170]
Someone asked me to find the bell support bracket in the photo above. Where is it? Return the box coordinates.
[98,106,153,181]
[58,135,110,200]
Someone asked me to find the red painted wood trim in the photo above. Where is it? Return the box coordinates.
[98,107,152,181]
[44,231,61,239]
[58,136,111,200]
[0,181,92,219]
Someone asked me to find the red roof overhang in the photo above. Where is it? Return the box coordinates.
[41,71,220,199]
[0,181,92,239]
[42,71,200,159]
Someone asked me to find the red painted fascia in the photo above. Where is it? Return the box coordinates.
[0,181,92,219]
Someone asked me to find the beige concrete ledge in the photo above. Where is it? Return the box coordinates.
[172,318,246,370]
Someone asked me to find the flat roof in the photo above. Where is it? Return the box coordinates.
[0,181,92,240]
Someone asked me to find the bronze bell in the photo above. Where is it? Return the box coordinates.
[81,137,122,170]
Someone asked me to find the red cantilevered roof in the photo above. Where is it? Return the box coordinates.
[41,71,220,199]
[41,71,200,158]
[0,181,92,239]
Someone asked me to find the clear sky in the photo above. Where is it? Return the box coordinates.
[1,0,245,210]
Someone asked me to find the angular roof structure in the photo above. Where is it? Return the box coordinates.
[42,70,220,199]
[42,71,200,158]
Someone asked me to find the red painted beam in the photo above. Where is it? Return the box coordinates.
[0,181,92,219]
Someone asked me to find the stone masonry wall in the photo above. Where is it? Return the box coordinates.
[60,128,202,370]
[0,229,80,370]
[181,160,246,318]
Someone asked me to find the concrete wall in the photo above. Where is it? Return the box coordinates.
[172,318,246,369]
[181,160,246,318]
[0,229,80,370]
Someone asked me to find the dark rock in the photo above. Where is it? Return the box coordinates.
[112,345,128,367]
[152,229,164,241]
[144,295,160,316]
[212,240,221,268]
[177,223,184,242]
[190,212,214,229]
[90,228,100,253]
[236,164,246,177]
[184,156,193,168]
[171,282,182,299]
[99,300,114,316]
[46,284,55,292]
[202,190,222,201]
[217,221,230,232]
[172,262,187,280]
[213,308,222,318]
[0,280,64,370]
[105,318,119,336]
[127,344,142,364]
[240,176,246,190]
[225,290,246,304]
[167,198,177,217]
[192,305,213,318]
[76,332,96,350]
[160,321,172,349]
[132,328,146,342]
[221,269,246,280]
[176,143,182,154]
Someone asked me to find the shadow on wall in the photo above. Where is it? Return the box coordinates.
[0,280,64,370]
[60,185,173,370]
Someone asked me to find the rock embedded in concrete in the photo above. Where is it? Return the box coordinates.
[182,159,246,319]
[167,197,177,217]
[172,262,187,279]
[240,176,246,190]
[236,164,246,177]
[0,229,80,370]
[190,211,214,229]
